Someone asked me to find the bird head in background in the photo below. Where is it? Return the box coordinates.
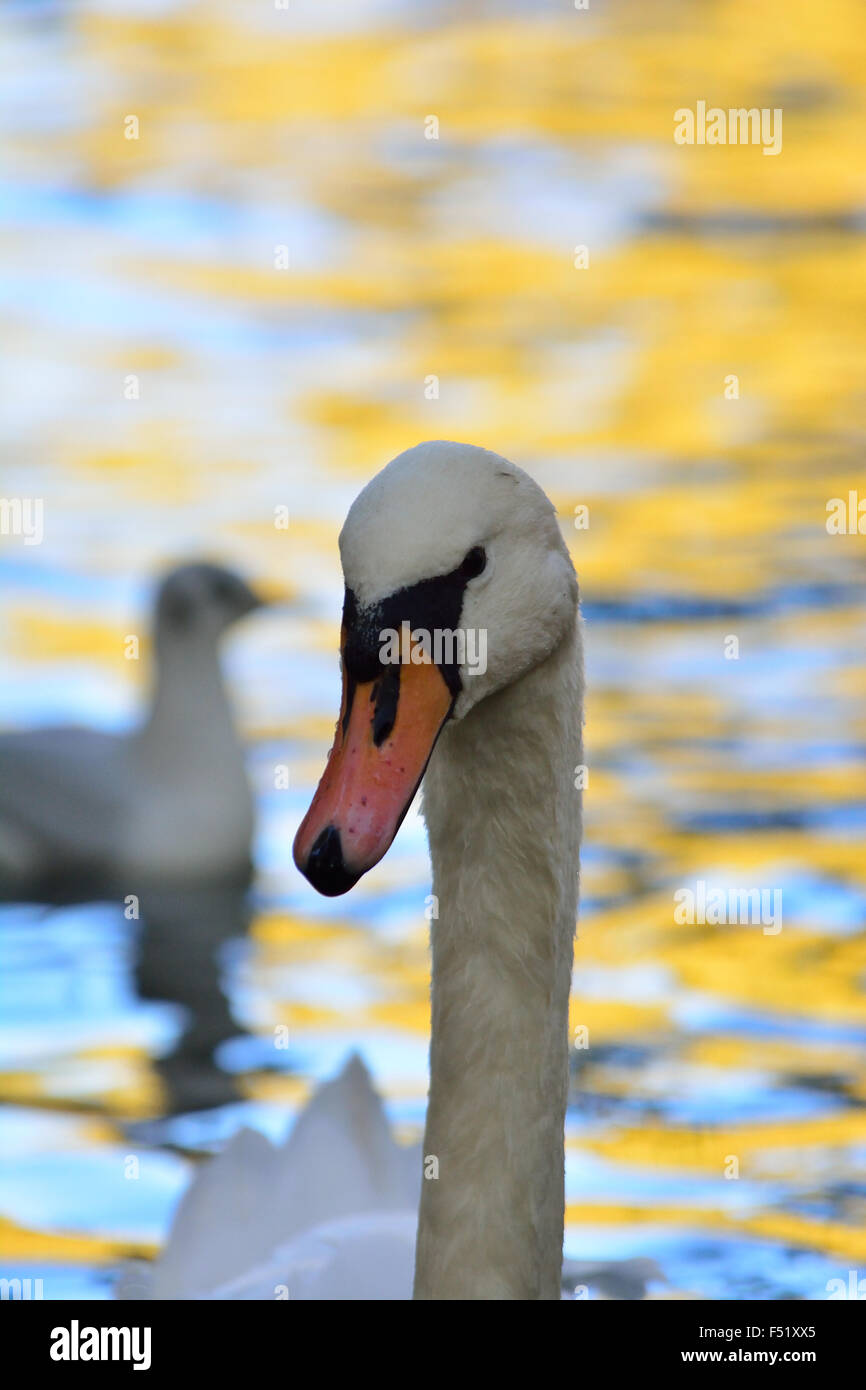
[155,562,266,644]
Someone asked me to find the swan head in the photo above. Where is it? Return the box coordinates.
[294,440,578,896]
[155,562,264,644]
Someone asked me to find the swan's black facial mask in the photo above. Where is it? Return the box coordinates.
[294,561,479,896]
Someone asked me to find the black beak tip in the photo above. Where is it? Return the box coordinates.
[300,825,361,897]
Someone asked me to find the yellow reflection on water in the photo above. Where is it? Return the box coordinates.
[1,0,864,1298]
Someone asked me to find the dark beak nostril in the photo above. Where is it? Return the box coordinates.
[303,825,361,897]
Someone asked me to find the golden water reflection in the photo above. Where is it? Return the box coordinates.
[0,0,864,1299]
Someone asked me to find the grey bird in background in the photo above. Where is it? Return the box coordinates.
[0,562,265,903]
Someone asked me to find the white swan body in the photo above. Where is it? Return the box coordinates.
[123,1055,420,1300]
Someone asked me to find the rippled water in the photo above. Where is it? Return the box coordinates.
[1,0,865,1300]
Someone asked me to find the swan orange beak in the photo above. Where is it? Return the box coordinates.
[293,636,454,895]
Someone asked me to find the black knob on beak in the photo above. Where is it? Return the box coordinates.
[301,825,360,896]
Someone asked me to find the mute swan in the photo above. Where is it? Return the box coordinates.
[293,441,582,1299]
[0,563,263,901]
[130,441,583,1301]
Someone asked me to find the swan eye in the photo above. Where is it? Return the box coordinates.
[459,545,487,579]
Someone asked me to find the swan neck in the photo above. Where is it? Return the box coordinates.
[141,632,235,752]
[414,623,582,1300]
